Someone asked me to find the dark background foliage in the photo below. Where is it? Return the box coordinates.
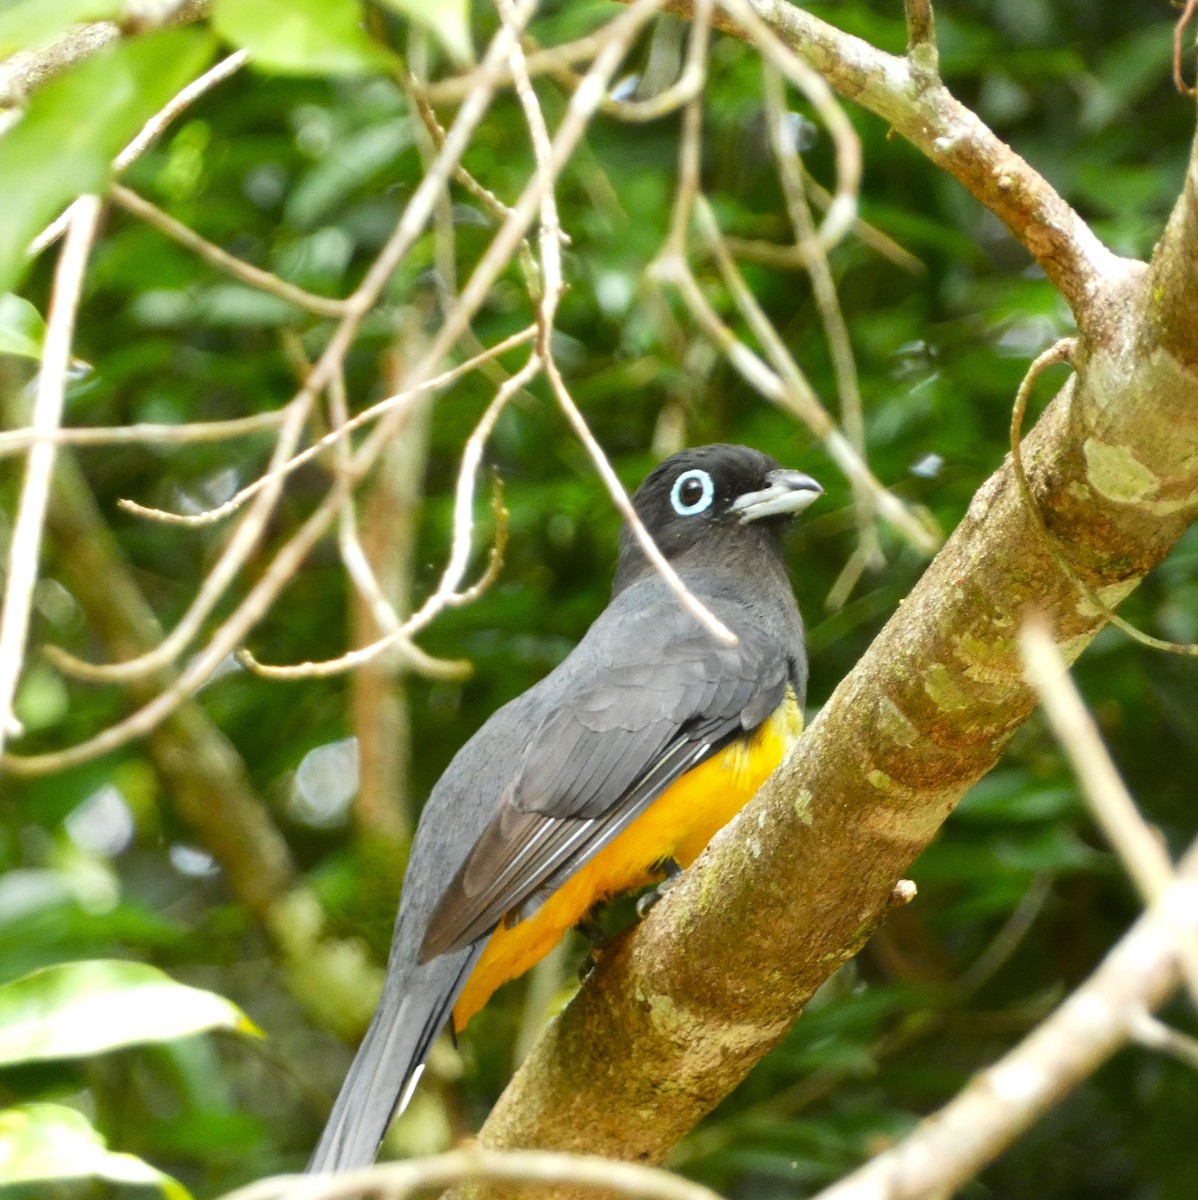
[3,0,1197,1196]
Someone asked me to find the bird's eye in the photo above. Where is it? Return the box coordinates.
[670,468,715,516]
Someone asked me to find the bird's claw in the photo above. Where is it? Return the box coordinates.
[635,857,683,918]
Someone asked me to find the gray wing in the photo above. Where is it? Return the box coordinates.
[418,609,792,961]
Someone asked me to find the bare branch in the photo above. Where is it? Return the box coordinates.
[110,185,351,318]
[407,82,519,227]
[655,226,938,555]
[542,50,706,125]
[43,3,546,689]
[0,196,101,753]
[326,366,468,683]
[810,842,1198,1200]
[422,30,610,106]
[618,0,1121,316]
[723,180,925,275]
[113,47,243,169]
[760,61,881,601]
[6,0,656,772]
[507,0,739,647]
[1019,617,1198,1008]
[239,357,537,682]
[0,409,285,457]
[662,2,705,256]
[222,1146,722,1200]
[109,326,534,532]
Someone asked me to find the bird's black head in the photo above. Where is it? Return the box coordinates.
[612,444,822,594]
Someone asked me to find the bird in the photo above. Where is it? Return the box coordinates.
[308,443,822,1172]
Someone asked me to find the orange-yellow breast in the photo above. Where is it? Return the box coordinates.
[451,688,803,1031]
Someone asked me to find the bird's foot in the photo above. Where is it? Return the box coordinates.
[635,856,683,919]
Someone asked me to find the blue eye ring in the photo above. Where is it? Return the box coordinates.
[670,468,715,516]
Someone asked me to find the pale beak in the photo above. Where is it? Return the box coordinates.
[731,469,824,523]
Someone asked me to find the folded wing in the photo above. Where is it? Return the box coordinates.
[419,624,789,960]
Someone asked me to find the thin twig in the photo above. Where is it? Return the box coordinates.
[0,409,286,457]
[663,6,707,257]
[43,6,543,688]
[327,368,469,682]
[110,185,351,319]
[5,0,668,773]
[0,196,101,752]
[673,203,938,555]
[111,326,535,531]
[1175,0,1197,95]
[511,0,737,646]
[407,81,518,227]
[715,0,860,251]
[116,50,249,171]
[1019,617,1198,1010]
[27,50,249,260]
[221,1145,723,1200]
[545,54,706,124]
[811,837,1198,1200]
[1129,1008,1198,1070]
[903,0,940,84]
[422,30,611,106]
[1010,340,1198,657]
[761,61,882,602]
[547,368,739,646]
[405,45,539,405]
[724,221,923,277]
[239,359,536,681]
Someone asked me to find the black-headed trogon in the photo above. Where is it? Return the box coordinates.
[308,443,822,1171]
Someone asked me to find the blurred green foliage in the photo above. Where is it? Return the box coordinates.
[2,0,1198,1196]
[0,961,261,1196]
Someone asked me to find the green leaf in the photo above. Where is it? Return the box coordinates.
[0,959,261,1066]
[212,0,396,76]
[377,0,473,66]
[0,293,45,359]
[0,27,215,294]
[0,0,125,58]
[0,1104,191,1198]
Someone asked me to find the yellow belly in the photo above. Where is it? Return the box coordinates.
[451,689,803,1030]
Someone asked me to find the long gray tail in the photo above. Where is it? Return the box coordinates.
[307,948,480,1172]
